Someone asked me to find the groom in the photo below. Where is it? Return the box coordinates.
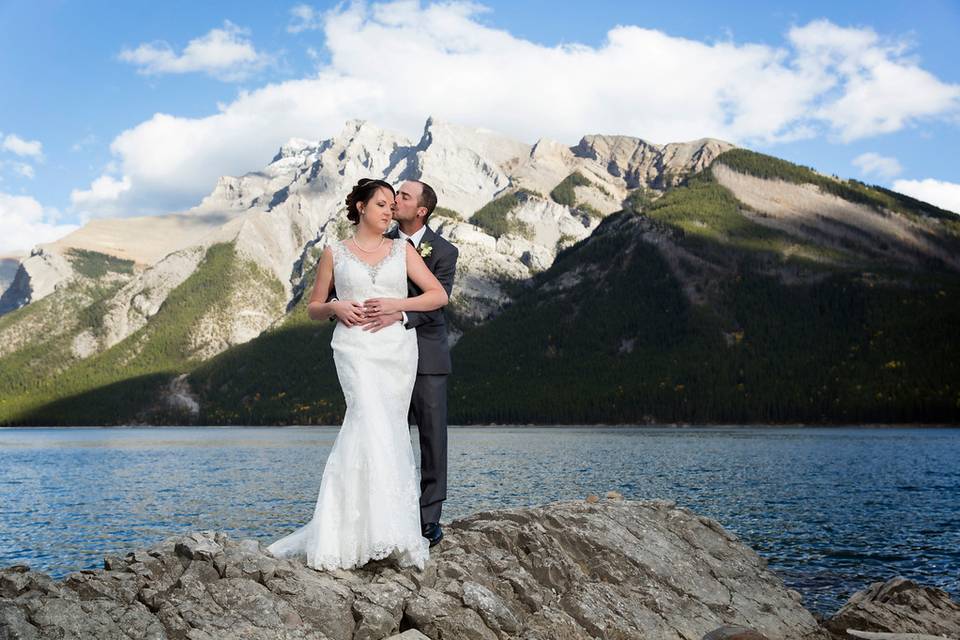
[362,179,458,547]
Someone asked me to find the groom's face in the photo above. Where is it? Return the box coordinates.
[394,181,426,223]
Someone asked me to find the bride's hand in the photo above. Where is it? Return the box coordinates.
[332,300,365,326]
[362,297,402,316]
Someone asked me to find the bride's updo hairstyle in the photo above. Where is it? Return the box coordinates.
[344,179,395,225]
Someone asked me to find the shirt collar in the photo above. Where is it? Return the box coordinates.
[398,225,428,247]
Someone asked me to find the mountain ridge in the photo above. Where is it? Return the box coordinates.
[1,119,957,425]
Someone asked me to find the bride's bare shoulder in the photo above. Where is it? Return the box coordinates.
[320,244,338,263]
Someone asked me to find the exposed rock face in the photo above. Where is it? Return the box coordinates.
[417,118,528,217]
[824,577,960,639]
[0,499,828,640]
[0,256,21,297]
[96,246,207,352]
[574,135,735,189]
[1,118,731,364]
[0,248,74,315]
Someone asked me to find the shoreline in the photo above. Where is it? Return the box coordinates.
[2,499,956,639]
[2,422,959,429]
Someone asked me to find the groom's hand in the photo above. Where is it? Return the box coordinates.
[361,311,403,332]
[362,297,402,316]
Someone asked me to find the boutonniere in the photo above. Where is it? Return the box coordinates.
[418,241,433,258]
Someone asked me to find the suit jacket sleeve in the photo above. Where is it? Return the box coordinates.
[325,287,338,322]
[404,244,458,330]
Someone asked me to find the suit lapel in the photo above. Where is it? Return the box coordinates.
[419,225,436,248]
[418,225,437,262]
[389,224,436,270]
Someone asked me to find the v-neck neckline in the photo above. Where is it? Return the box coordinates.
[340,238,394,269]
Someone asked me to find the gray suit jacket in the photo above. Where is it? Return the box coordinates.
[386,225,459,375]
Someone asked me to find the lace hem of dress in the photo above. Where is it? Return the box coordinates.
[334,237,403,283]
[307,535,430,572]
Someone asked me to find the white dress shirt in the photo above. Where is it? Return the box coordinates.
[398,225,428,247]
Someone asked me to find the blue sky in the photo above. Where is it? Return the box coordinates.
[1,0,959,254]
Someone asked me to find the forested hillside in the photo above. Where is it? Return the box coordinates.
[2,147,958,425]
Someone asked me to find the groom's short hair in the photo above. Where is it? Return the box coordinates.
[415,180,438,219]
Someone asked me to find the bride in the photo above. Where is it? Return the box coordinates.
[267,178,449,571]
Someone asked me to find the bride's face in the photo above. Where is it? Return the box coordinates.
[359,187,395,233]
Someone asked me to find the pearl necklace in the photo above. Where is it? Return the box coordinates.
[352,235,385,253]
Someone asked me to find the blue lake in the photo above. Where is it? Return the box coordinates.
[0,425,957,614]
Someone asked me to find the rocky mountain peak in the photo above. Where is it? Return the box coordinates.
[414,118,528,216]
[419,117,531,166]
[574,134,735,188]
[270,137,318,163]
[529,137,574,161]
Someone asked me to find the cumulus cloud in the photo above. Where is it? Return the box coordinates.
[893,178,960,215]
[0,192,79,254]
[2,134,43,159]
[119,21,268,81]
[70,174,132,217]
[790,20,960,141]
[76,2,960,217]
[852,152,902,179]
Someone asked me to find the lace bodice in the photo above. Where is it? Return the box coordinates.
[330,238,407,302]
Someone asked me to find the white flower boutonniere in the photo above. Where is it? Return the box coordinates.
[418,241,433,258]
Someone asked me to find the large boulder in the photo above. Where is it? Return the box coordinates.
[0,498,828,639]
[824,577,960,639]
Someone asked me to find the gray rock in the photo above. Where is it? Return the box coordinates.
[0,499,833,639]
[385,631,430,640]
[846,632,955,640]
[825,577,960,639]
[702,625,771,639]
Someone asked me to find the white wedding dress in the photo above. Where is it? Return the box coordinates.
[267,237,429,571]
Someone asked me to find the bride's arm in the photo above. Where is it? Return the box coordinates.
[306,247,364,325]
[365,244,448,316]
[400,243,449,311]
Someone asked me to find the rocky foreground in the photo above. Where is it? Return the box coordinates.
[1,497,958,640]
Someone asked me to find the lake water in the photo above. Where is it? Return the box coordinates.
[0,425,957,615]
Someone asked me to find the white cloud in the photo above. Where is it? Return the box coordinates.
[70,174,132,217]
[2,134,43,159]
[892,178,960,215]
[119,21,268,81]
[288,4,324,33]
[75,2,960,217]
[790,21,960,141]
[0,192,80,254]
[852,152,902,179]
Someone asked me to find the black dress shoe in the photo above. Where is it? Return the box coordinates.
[422,522,443,547]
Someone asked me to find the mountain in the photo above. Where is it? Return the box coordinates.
[0,255,22,298]
[1,119,957,425]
